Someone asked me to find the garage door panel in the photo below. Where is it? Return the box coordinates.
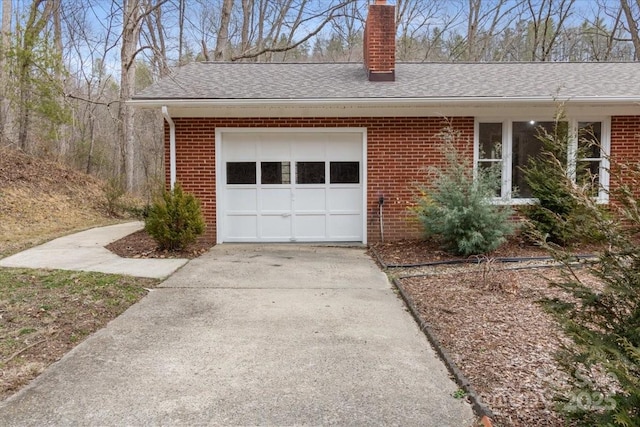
[294,188,326,212]
[260,188,291,212]
[293,141,325,158]
[294,215,326,239]
[261,216,292,239]
[326,137,361,159]
[259,140,291,160]
[223,139,258,159]
[225,216,258,239]
[328,215,362,239]
[226,188,257,212]
[328,188,361,211]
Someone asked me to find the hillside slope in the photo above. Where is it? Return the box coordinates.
[0,147,113,256]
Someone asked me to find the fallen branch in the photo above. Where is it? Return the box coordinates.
[2,339,47,365]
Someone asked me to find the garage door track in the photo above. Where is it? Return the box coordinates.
[0,244,473,426]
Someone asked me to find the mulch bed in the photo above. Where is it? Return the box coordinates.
[370,236,602,427]
[369,237,598,267]
[105,229,214,259]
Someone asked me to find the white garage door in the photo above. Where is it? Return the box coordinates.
[217,130,365,243]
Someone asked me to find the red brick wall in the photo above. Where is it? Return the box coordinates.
[164,117,474,243]
[609,116,640,191]
[164,115,640,244]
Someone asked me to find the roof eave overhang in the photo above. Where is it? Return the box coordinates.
[128,97,640,118]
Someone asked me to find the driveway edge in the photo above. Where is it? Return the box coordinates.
[392,277,495,426]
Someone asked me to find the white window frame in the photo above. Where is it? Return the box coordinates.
[474,117,610,204]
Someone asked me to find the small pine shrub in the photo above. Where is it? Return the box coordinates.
[540,163,640,426]
[144,183,205,251]
[413,127,515,256]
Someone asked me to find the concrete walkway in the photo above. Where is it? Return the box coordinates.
[0,244,474,426]
[0,222,188,279]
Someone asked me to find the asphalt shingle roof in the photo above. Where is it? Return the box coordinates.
[133,62,640,101]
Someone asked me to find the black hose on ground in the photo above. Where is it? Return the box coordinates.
[370,246,597,269]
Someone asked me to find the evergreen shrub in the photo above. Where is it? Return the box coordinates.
[145,183,205,251]
[413,127,515,256]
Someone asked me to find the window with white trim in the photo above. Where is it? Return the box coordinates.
[475,118,610,203]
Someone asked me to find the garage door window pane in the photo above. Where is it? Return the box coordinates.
[297,162,325,184]
[261,162,291,184]
[227,162,256,184]
[330,162,359,184]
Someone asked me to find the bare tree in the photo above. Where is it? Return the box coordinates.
[240,0,253,55]
[231,0,358,62]
[0,0,12,145]
[213,0,233,60]
[142,0,170,77]
[524,0,576,61]
[321,0,362,62]
[178,0,186,63]
[395,0,452,61]
[119,0,167,190]
[62,0,121,176]
[464,0,523,61]
[620,0,640,59]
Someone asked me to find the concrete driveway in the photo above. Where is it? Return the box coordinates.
[0,244,474,426]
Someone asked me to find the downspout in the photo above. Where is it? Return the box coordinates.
[161,106,176,189]
[378,195,384,243]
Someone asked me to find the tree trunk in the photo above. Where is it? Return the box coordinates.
[52,0,68,160]
[178,0,185,63]
[119,0,142,190]
[0,0,12,145]
[17,0,53,152]
[621,0,640,59]
[240,0,253,54]
[214,0,234,61]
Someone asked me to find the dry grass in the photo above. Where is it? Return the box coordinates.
[0,146,117,257]
[0,147,158,400]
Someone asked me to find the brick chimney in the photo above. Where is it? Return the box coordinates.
[363,0,395,82]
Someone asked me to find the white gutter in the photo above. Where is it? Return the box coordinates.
[130,96,640,109]
[161,106,176,190]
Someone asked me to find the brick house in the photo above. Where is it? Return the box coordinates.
[132,0,640,245]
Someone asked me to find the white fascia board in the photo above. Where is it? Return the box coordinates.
[129,97,640,118]
[129,96,640,108]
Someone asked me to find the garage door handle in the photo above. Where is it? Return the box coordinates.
[282,213,291,217]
